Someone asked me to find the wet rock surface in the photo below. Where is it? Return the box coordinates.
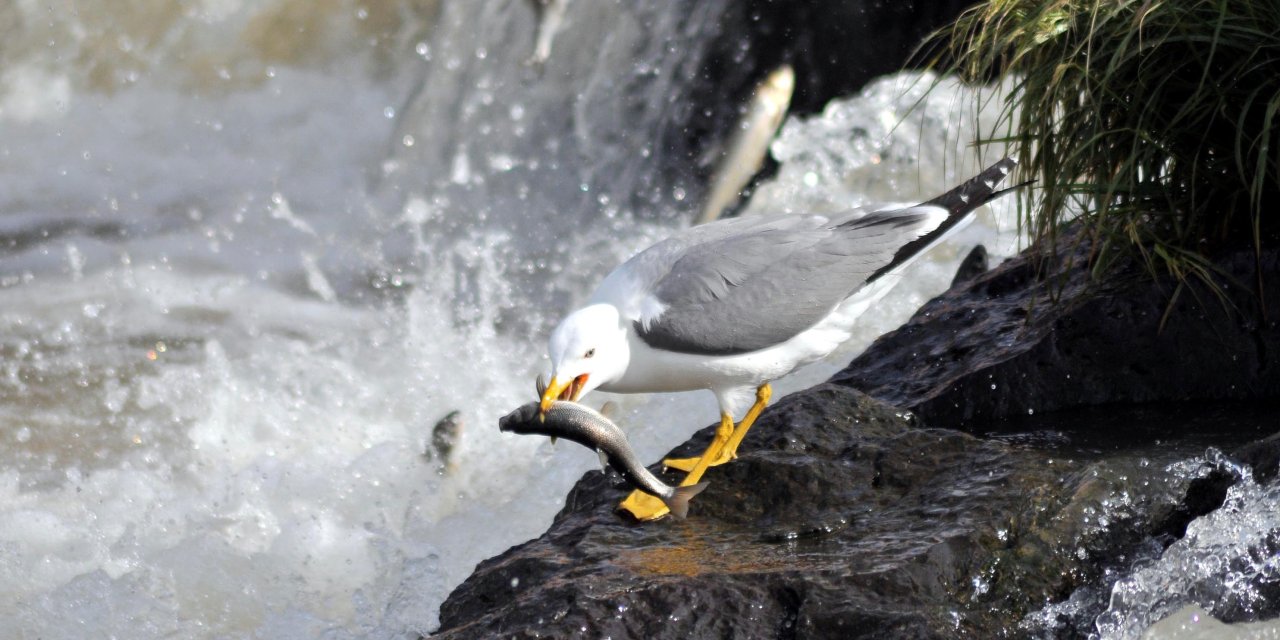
[836,241,1280,428]
[432,241,1280,638]
[437,386,1042,638]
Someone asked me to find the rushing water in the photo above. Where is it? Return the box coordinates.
[0,2,1274,638]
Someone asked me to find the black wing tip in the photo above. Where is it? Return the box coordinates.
[839,210,932,231]
[921,157,1022,217]
[864,158,1021,285]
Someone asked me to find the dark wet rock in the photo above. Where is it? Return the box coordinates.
[436,386,1052,638]
[1234,431,1280,484]
[1152,467,1235,542]
[836,240,1280,429]
[950,244,989,287]
[433,392,1271,638]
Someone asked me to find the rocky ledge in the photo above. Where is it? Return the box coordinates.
[432,237,1280,638]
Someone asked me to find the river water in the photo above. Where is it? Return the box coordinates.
[0,2,1273,638]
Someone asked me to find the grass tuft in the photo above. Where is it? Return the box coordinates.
[932,0,1280,285]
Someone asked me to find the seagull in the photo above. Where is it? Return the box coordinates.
[540,158,1021,520]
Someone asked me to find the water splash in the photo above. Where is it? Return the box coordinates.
[1094,461,1280,639]
[0,1,1025,636]
[1022,449,1280,640]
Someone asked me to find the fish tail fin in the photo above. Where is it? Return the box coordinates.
[664,482,709,520]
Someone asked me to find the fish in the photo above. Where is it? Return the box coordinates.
[425,409,463,474]
[695,64,796,225]
[499,399,709,519]
[526,0,569,66]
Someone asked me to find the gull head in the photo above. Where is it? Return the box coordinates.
[541,303,629,413]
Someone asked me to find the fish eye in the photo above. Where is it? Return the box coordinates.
[584,348,596,359]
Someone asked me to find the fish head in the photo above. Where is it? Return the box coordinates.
[498,402,542,434]
[763,64,795,97]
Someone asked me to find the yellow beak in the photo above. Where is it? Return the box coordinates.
[539,374,587,414]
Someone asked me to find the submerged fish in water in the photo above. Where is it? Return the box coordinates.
[499,400,708,519]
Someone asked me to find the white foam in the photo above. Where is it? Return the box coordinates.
[1142,605,1280,640]
[0,64,72,123]
[1095,458,1280,639]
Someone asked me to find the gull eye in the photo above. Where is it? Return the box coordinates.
[583,348,596,359]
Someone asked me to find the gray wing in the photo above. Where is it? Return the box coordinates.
[635,209,940,356]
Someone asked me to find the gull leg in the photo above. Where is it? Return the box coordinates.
[662,412,735,472]
[720,383,771,463]
[619,384,772,522]
[663,383,772,471]
[620,413,734,521]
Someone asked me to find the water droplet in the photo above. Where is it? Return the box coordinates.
[971,574,990,596]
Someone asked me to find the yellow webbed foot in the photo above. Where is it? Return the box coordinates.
[619,488,669,521]
[618,386,773,522]
[662,447,735,472]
